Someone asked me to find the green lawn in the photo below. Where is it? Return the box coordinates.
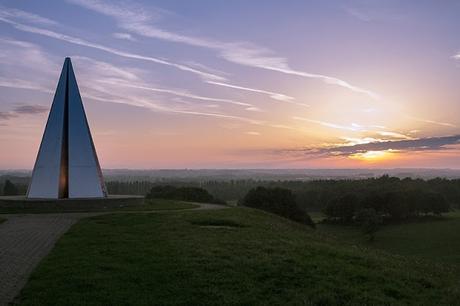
[0,199,198,214]
[119,199,200,211]
[18,207,459,305]
[318,210,460,265]
[308,211,326,223]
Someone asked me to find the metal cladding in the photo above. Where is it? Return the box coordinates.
[27,58,107,199]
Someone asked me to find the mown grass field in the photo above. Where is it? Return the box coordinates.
[119,199,200,211]
[17,207,460,305]
[318,210,460,265]
[0,199,198,214]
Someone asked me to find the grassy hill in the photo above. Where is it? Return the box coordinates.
[17,207,460,305]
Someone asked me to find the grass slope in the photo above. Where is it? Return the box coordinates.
[319,210,460,265]
[18,208,460,305]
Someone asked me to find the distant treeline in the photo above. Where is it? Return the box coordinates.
[0,176,28,196]
[3,175,460,211]
[106,176,460,211]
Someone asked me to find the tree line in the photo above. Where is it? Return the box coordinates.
[106,176,460,211]
[323,189,449,222]
[3,176,460,214]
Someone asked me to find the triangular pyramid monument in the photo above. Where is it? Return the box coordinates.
[27,58,107,199]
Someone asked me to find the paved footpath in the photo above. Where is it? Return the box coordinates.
[0,214,80,305]
[0,203,226,306]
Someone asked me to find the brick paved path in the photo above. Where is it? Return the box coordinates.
[0,214,80,305]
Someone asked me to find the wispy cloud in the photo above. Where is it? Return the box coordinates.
[66,0,380,99]
[0,39,264,125]
[0,38,58,71]
[343,4,407,23]
[207,81,309,107]
[13,104,49,114]
[112,32,136,41]
[0,112,16,120]
[72,56,141,81]
[285,135,460,158]
[0,104,48,122]
[0,6,58,26]
[293,116,360,131]
[409,116,457,128]
[99,79,254,108]
[0,78,53,94]
[0,15,225,81]
[220,45,381,100]
[70,56,259,110]
[376,131,413,140]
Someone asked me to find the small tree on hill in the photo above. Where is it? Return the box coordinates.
[355,208,382,242]
[3,179,19,196]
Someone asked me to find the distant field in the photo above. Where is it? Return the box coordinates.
[18,207,459,305]
[318,210,460,265]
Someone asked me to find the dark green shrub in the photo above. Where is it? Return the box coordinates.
[241,187,315,228]
[146,185,225,204]
[356,208,382,242]
[3,179,19,196]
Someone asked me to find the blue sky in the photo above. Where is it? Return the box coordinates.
[1,0,460,169]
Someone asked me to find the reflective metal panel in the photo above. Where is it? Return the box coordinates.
[67,61,106,198]
[27,60,68,199]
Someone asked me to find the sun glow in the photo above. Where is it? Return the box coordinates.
[349,150,397,162]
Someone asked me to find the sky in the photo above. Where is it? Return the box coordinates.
[1,0,460,169]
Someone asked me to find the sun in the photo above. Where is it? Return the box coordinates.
[349,150,397,162]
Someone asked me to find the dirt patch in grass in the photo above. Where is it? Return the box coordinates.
[189,218,245,228]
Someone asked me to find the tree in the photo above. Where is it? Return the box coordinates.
[146,185,225,204]
[355,208,382,242]
[242,187,315,228]
[384,191,410,220]
[3,179,19,196]
[324,193,358,223]
[425,192,449,216]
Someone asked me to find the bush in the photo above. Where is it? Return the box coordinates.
[146,185,225,204]
[3,179,19,196]
[241,187,315,228]
[355,208,382,242]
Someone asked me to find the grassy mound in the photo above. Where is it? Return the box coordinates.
[18,207,460,305]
